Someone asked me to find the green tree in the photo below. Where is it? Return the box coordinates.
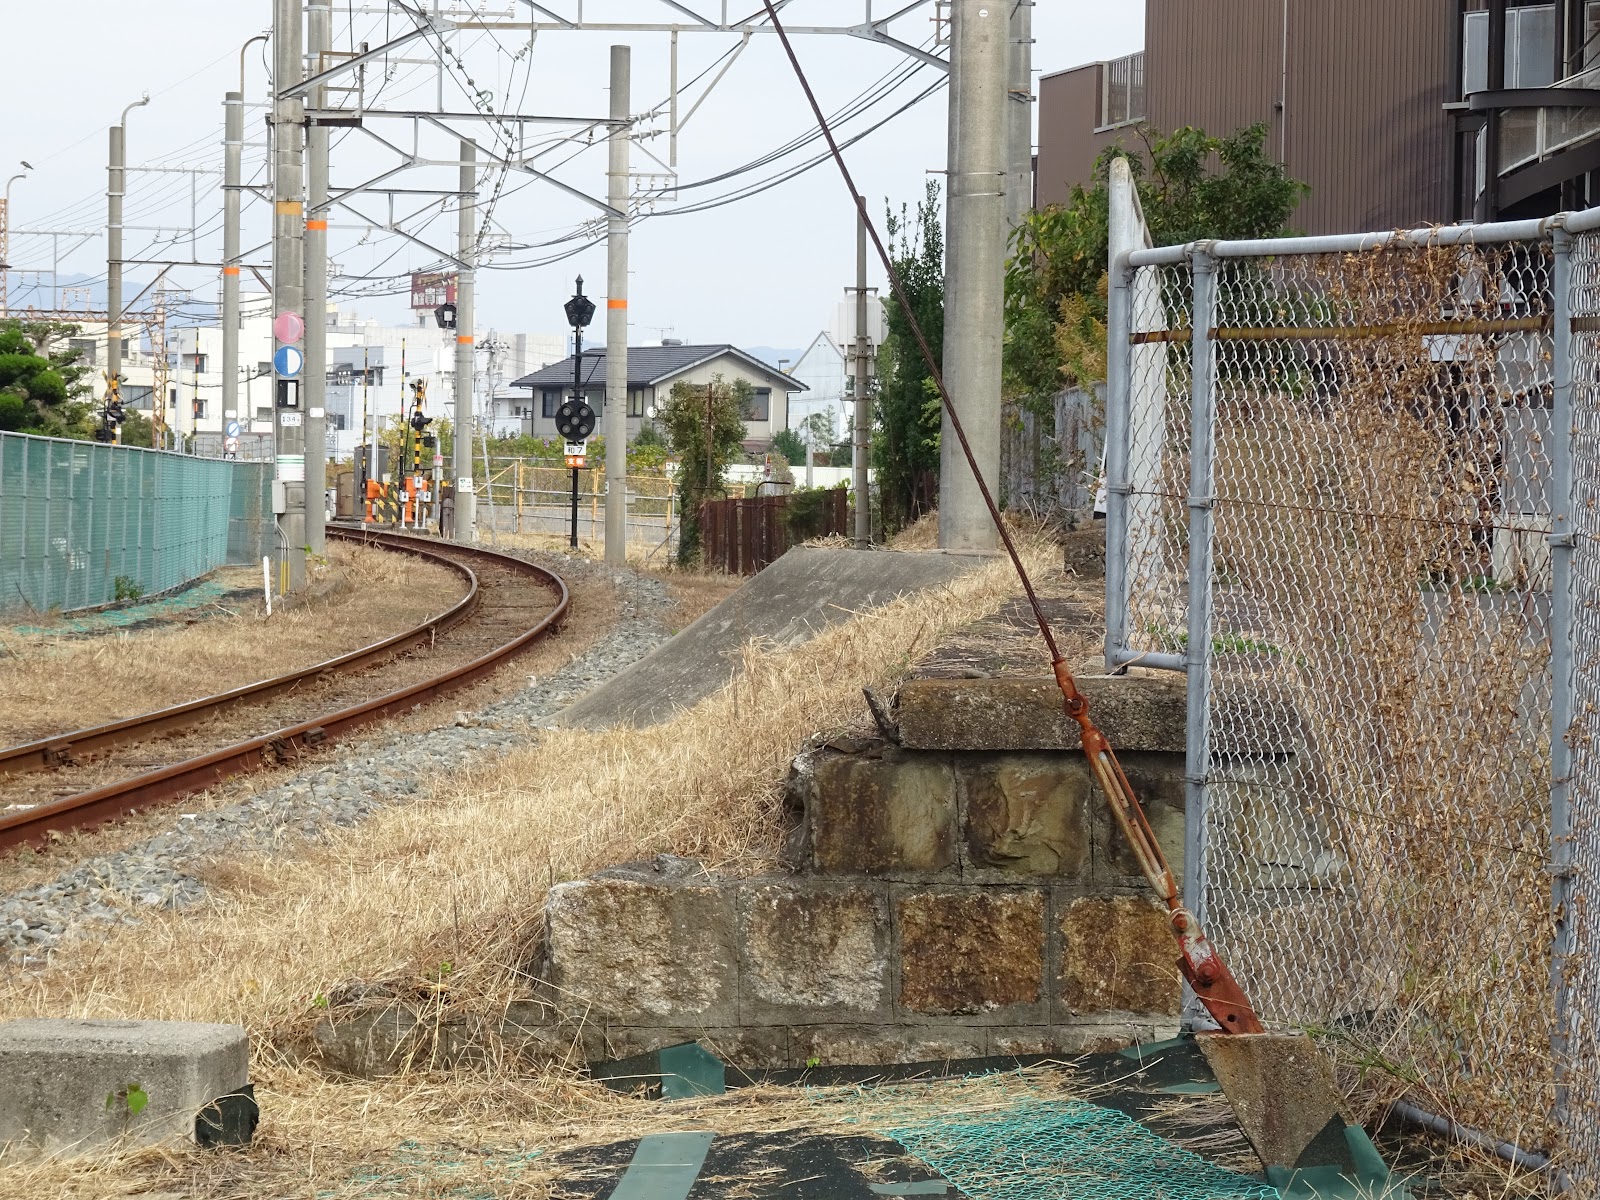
[0,320,94,436]
[1005,123,1306,407]
[769,426,805,464]
[875,179,945,534]
[657,373,752,566]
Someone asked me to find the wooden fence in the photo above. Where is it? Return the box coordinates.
[699,489,849,575]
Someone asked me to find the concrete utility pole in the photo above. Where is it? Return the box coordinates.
[604,45,631,567]
[1005,0,1034,234]
[454,139,478,543]
[853,206,871,547]
[272,0,307,591]
[222,91,244,443]
[938,0,1006,553]
[107,95,148,390]
[304,0,330,553]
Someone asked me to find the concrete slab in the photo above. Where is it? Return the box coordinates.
[559,547,992,729]
[0,1019,249,1156]
[1197,1031,1343,1168]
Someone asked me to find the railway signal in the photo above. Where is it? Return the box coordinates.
[563,276,597,549]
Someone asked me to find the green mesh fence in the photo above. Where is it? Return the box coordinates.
[0,431,272,617]
[882,1101,1279,1200]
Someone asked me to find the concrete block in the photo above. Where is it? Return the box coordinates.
[312,1006,429,1077]
[895,675,1187,754]
[793,1024,987,1068]
[544,875,738,1025]
[738,881,890,1023]
[987,1022,1170,1058]
[809,751,958,877]
[1057,895,1182,1017]
[1091,756,1186,886]
[0,1019,248,1156]
[962,755,1093,878]
[1197,1031,1344,1169]
[896,889,1046,1019]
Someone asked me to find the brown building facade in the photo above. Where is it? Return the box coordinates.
[1038,1,1600,236]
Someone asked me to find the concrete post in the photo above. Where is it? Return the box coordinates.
[604,45,631,566]
[853,206,871,546]
[1005,0,1034,232]
[223,92,243,447]
[107,125,123,388]
[454,140,478,543]
[272,0,307,591]
[304,0,330,553]
[937,0,1006,553]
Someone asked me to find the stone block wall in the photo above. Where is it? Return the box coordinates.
[314,674,1227,1077]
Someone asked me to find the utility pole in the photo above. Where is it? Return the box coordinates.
[304,0,330,553]
[1005,2,1034,236]
[223,91,244,445]
[454,139,478,543]
[853,205,871,547]
[107,95,148,392]
[604,45,631,566]
[938,0,1005,553]
[272,0,307,591]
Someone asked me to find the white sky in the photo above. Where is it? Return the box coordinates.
[0,2,1142,353]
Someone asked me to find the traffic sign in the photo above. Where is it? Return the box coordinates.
[273,312,305,343]
[274,345,304,378]
[225,420,241,438]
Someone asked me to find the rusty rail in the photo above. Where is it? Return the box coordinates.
[0,529,569,851]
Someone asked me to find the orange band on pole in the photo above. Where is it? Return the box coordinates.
[457,335,475,344]
[222,267,240,277]
[607,298,628,309]
[306,219,328,231]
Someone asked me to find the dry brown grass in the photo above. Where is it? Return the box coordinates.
[0,526,1057,1197]
[0,546,463,746]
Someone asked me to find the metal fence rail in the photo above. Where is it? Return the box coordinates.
[1106,207,1600,1179]
[0,431,271,616]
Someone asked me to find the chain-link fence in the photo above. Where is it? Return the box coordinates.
[473,457,678,553]
[1106,212,1600,1181]
[0,431,271,617]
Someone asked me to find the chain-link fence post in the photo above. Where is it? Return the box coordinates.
[1105,251,1134,668]
[1551,222,1579,1135]
[1182,244,1220,1030]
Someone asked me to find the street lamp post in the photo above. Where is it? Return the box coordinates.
[561,277,597,549]
[2,166,28,318]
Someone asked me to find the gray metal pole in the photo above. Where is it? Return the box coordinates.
[1005,0,1033,232]
[604,45,631,566]
[273,0,307,591]
[107,126,124,388]
[938,0,1005,553]
[853,205,871,546]
[223,92,243,453]
[454,139,478,543]
[304,0,330,552]
[1181,245,1219,1032]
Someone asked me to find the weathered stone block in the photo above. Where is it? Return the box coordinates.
[1092,757,1186,886]
[313,1006,429,1077]
[896,889,1046,1018]
[0,1020,249,1155]
[986,1023,1164,1057]
[895,676,1187,754]
[1058,895,1182,1016]
[738,881,889,1023]
[544,875,738,1025]
[588,1026,793,1070]
[809,751,958,877]
[793,1024,987,1068]
[963,756,1093,878]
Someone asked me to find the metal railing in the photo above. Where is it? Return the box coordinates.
[1105,206,1600,1180]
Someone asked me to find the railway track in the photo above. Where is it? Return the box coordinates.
[0,528,569,852]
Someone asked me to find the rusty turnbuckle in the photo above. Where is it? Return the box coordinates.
[762,0,1263,1036]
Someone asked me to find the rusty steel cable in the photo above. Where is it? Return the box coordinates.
[759,1,1263,1033]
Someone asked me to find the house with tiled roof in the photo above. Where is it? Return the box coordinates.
[509,343,806,451]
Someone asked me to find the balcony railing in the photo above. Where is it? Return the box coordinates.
[1099,52,1145,130]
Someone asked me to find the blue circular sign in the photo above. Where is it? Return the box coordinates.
[225,420,241,438]
[274,345,304,379]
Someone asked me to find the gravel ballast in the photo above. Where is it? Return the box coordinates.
[1,556,674,966]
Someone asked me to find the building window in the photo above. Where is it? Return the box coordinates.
[542,388,561,418]
[1099,51,1145,128]
[192,398,207,420]
[747,387,772,422]
[628,387,646,418]
[1463,5,1560,96]
[70,338,96,361]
